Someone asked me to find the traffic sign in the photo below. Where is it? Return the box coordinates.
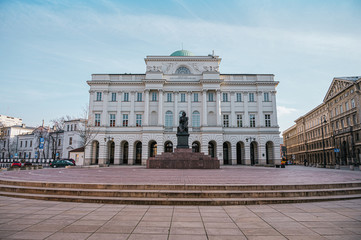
[334,148,340,153]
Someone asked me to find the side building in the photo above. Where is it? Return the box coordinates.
[85,50,281,166]
[283,76,361,168]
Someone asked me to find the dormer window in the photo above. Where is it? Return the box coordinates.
[175,67,191,74]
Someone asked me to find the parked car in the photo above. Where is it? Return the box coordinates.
[50,160,75,168]
[11,161,22,168]
[24,162,32,166]
[62,159,76,165]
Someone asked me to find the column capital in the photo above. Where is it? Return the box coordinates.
[144,89,150,93]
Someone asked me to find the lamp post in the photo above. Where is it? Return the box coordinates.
[321,115,327,168]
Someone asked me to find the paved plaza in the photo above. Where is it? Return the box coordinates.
[1,165,361,185]
[0,165,361,239]
[0,196,360,240]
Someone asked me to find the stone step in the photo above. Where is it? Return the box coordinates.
[1,191,361,205]
[1,179,361,191]
[1,184,361,198]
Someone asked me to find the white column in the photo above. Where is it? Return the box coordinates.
[271,91,278,126]
[158,90,163,126]
[128,142,134,165]
[129,92,135,126]
[102,91,108,126]
[244,92,249,127]
[257,91,263,127]
[117,91,122,126]
[174,92,178,126]
[187,91,192,124]
[216,90,221,126]
[202,90,207,126]
[144,90,149,126]
[230,92,236,127]
[114,141,121,165]
[98,142,107,165]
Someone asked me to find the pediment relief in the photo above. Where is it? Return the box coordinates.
[324,79,353,102]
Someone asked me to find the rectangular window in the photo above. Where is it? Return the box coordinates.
[25,141,27,147]
[110,114,116,127]
[122,114,128,127]
[111,93,116,102]
[341,119,344,128]
[345,102,349,111]
[137,92,142,102]
[180,93,186,102]
[250,114,256,127]
[167,93,172,102]
[222,93,228,102]
[58,139,61,146]
[123,92,129,102]
[95,114,100,126]
[208,92,214,102]
[223,115,229,127]
[96,92,102,101]
[20,141,23,147]
[335,108,338,115]
[151,92,157,101]
[67,125,70,131]
[336,121,339,129]
[249,93,255,102]
[29,152,31,159]
[193,93,198,102]
[340,105,343,114]
[74,125,77,131]
[264,92,270,102]
[347,117,351,127]
[30,141,32,147]
[351,99,355,108]
[71,125,73,131]
[69,137,72,145]
[237,114,243,127]
[236,93,242,102]
[265,114,271,127]
[353,114,357,125]
[136,114,142,127]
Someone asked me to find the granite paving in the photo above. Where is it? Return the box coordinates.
[0,196,360,239]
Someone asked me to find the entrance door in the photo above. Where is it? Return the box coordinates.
[135,142,142,165]
[223,143,229,165]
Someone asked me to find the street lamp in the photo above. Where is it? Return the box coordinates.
[321,115,327,168]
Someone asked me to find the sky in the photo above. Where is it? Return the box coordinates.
[1,0,360,135]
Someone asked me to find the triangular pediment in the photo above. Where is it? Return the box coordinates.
[323,78,354,102]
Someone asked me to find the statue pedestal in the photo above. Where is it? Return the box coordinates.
[176,132,189,149]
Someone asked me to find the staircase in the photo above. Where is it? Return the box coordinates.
[1,179,361,205]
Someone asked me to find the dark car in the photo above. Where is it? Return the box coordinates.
[62,159,76,165]
[50,160,75,168]
[11,161,22,168]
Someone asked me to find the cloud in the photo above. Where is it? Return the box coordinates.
[277,106,298,117]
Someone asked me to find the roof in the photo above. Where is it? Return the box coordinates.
[170,49,195,56]
[334,76,361,82]
[69,147,84,153]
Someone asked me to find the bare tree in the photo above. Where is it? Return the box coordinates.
[77,104,99,148]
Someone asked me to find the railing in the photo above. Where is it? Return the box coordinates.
[0,158,55,169]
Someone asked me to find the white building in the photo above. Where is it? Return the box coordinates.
[62,119,85,158]
[0,115,23,127]
[85,50,281,166]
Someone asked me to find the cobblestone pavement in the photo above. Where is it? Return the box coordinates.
[1,165,361,185]
[0,196,360,240]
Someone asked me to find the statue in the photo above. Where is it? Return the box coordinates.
[177,112,188,133]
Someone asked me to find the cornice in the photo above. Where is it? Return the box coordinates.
[87,81,144,86]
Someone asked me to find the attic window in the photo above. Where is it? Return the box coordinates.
[175,67,191,74]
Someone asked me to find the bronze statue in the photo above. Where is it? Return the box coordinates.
[177,111,188,133]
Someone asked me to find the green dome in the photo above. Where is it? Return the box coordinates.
[170,50,195,56]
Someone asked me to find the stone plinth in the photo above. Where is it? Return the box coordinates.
[147,148,220,169]
[176,132,189,148]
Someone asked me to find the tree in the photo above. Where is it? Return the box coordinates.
[76,105,99,148]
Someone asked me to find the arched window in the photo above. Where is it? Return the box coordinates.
[175,67,191,74]
[165,111,173,127]
[165,141,173,153]
[192,111,200,127]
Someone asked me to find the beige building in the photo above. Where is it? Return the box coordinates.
[283,76,361,168]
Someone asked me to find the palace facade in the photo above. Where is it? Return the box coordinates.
[283,76,361,167]
[85,50,281,166]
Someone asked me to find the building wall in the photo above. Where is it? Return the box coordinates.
[85,52,281,166]
[283,77,361,166]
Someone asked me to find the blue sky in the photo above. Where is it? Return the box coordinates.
[1,0,360,134]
